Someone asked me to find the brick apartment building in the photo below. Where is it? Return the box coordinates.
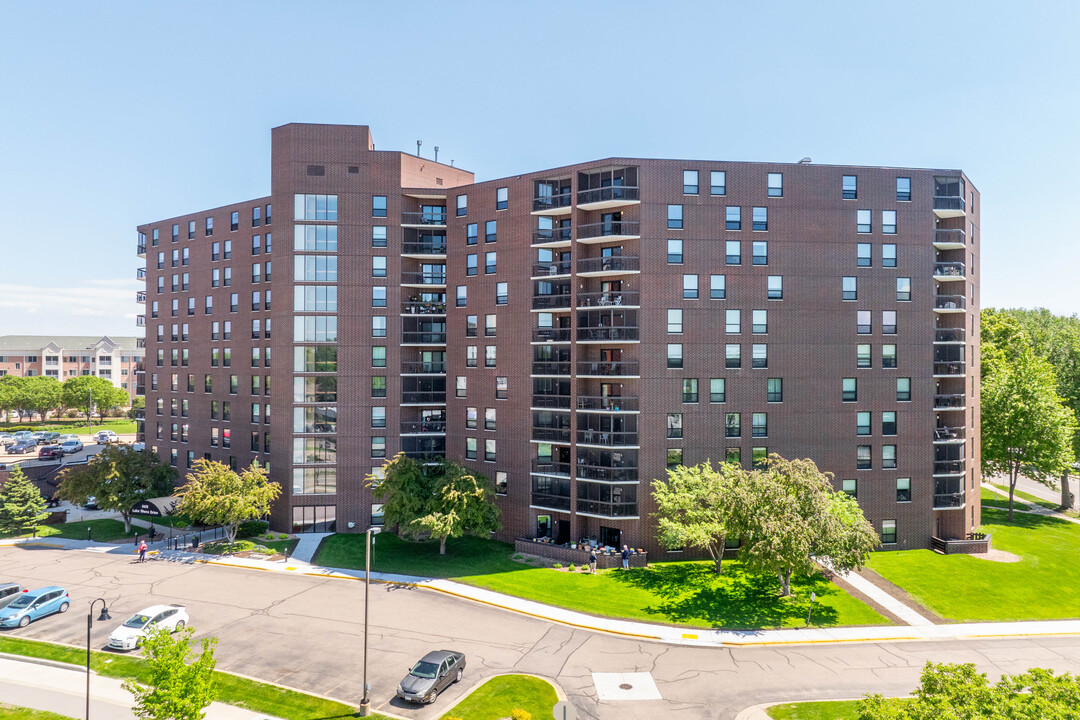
[136,123,980,552]
[0,335,144,404]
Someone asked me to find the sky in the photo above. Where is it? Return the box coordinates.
[0,0,1077,336]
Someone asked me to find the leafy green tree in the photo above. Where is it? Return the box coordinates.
[413,462,501,555]
[123,626,217,720]
[62,375,128,426]
[0,466,49,536]
[127,395,146,420]
[58,445,177,532]
[175,460,280,549]
[8,376,63,422]
[740,455,879,596]
[367,454,435,538]
[652,460,745,574]
[0,375,19,422]
[981,315,1077,519]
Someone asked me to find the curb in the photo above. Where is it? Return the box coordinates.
[0,650,96,673]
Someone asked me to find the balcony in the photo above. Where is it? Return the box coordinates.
[401,361,446,374]
[531,459,572,477]
[934,477,965,509]
[533,427,572,443]
[577,186,640,211]
[933,196,966,219]
[401,300,447,315]
[532,362,571,376]
[532,193,573,216]
[531,260,573,279]
[136,338,146,349]
[933,459,966,476]
[401,240,448,258]
[577,256,640,277]
[934,327,966,343]
[577,290,639,308]
[136,267,146,280]
[401,391,446,405]
[933,262,966,281]
[136,291,146,303]
[531,226,573,246]
[401,211,447,227]
[531,394,571,410]
[401,331,447,345]
[934,229,967,249]
[401,420,446,434]
[576,498,638,519]
[933,393,967,410]
[576,221,640,244]
[577,326,639,343]
[576,361,640,377]
[532,492,572,511]
[136,315,146,327]
[401,272,446,287]
[933,295,966,313]
[532,294,573,311]
[934,426,966,443]
[577,429,638,447]
[137,242,146,257]
[532,328,572,343]
[576,396,639,412]
[575,463,637,484]
[934,361,966,377]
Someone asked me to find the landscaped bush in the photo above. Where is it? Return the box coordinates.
[552,563,562,568]
[511,710,532,720]
[236,520,270,539]
[278,533,288,539]
[201,540,255,555]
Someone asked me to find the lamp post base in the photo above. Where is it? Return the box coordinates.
[357,700,371,717]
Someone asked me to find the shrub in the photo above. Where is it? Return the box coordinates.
[512,553,523,560]
[279,533,288,539]
[201,540,254,555]
[552,563,562,568]
[511,709,532,720]
[568,563,576,571]
[236,520,270,539]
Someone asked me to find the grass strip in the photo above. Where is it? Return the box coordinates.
[981,487,1029,511]
[0,635,361,720]
[1,519,137,542]
[441,674,557,720]
[766,699,862,719]
[0,420,137,435]
[990,483,1060,511]
[0,704,77,720]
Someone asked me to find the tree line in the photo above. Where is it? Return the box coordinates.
[0,374,131,424]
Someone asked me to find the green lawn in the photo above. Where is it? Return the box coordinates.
[442,675,557,720]
[0,419,137,435]
[0,706,76,720]
[0,636,362,720]
[981,487,1029,511]
[868,508,1080,621]
[316,533,888,630]
[991,483,1059,511]
[767,700,861,719]
[0,519,137,542]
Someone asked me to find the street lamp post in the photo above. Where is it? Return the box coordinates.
[86,598,111,720]
[359,527,376,716]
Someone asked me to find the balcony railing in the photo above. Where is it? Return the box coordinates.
[934,262,966,279]
[401,211,447,226]
[577,430,638,446]
[576,499,638,518]
[933,492,965,509]
[934,229,966,247]
[401,361,446,374]
[532,194,573,213]
[137,242,146,256]
[533,328,572,343]
[401,272,446,285]
[577,256,640,275]
[576,220,640,241]
[934,426,966,442]
[934,361,966,376]
[531,227,572,244]
[401,391,446,404]
[532,427,572,443]
[136,291,146,303]
[532,362,571,376]
[934,295,966,311]
[577,186,640,206]
[531,460,572,477]
[934,459,966,475]
[933,393,966,409]
[401,332,446,344]
[575,463,637,483]
[531,394,571,409]
[935,328,966,343]
[136,338,145,348]
[577,327,639,342]
[136,267,147,280]
[532,260,573,277]
[532,493,572,511]
[577,396,638,412]
[532,294,573,310]
[136,315,146,327]
[577,361,639,377]
[401,421,446,434]
[577,291,639,308]
[401,241,448,256]
[933,196,966,214]
[401,301,447,315]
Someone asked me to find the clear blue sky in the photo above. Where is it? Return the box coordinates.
[1,0,1077,336]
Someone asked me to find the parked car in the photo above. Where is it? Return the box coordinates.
[37,445,65,460]
[131,442,145,452]
[31,432,49,445]
[0,586,70,628]
[108,605,189,651]
[84,496,99,510]
[95,430,118,444]
[12,431,34,443]
[396,650,466,704]
[0,583,25,610]
[0,434,14,447]
[57,434,80,443]
[59,439,83,454]
[6,440,36,455]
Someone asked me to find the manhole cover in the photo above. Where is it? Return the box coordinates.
[619,683,633,690]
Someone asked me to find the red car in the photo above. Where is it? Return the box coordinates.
[37,445,64,460]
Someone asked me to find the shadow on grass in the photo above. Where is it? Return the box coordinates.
[982,506,1070,529]
[610,562,840,629]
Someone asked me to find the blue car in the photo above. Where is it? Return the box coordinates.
[0,586,70,628]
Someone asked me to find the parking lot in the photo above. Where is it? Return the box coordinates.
[1,434,135,470]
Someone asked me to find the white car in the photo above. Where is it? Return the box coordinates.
[108,605,189,651]
[57,434,80,444]
[95,430,118,444]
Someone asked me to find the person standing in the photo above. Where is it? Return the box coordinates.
[137,539,148,563]
[621,545,630,570]
[588,548,598,574]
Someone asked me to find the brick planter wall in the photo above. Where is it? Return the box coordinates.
[942,533,992,554]
[515,538,648,569]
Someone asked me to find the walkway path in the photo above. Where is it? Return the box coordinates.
[982,482,1080,526]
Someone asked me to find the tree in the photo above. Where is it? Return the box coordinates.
[652,460,745,574]
[128,395,146,420]
[740,455,879,596]
[58,445,177,532]
[62,375,128,426]
[175,460,280,549]
[367,454,436,539]
[0,466,49,536]
[412,462,501,555]
[123,626,217,720]
[858,662,1080,720]
[7,376,63,423]
[981,316,1077,519]
[0,375,19,422]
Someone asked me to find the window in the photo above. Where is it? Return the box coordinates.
[668,309,683,334]
[842,378,857,402]
[667,239,683,264]
[485,407,496,430]
[371,226,387,248]
[371,376,386,398]
[857,243,872,267]
[683,274,698,299]
[485,314,496,336]
[857,344,872,368]
[752,344,768,369]
[882,311,897,334]
[726,344,741,368]
[371,257,387,278]
[667,343,683,368]
[496,376,508,399]
[767,377,783,403]
[205,216,213,236]
[856,412,871,436]
[187,219,195,239]
[752,309,768,334]
[372,316,386,338]
[496,187,508,210]
[725,412,741,438]
[252,206,261,228]
[371,346,386,368]
[484,346,496,367]
[230,211,239,231]
[224,240,232,260]
[896,478,910,502]
[842,175,857,199]
[896,277,911,302]
[484,439,496,462]
[667,448,683,468]
[897,377,911,401]
[752,207,768,232]
[883,244,897,268]
[466,315,478,337]
[371,437,386,459]
[896,177,911,202]
[683,378,698,403]
[485,251,496,274]
[857,445,872,469]
[294,255,338,282]
[708,172,725,197]
[883,344,897,368]
[667,204,683,229]
[205,296,213,314]
[883,445,897,469]
[842,276,857,301]
[495,472,507,495]
[372,287,386,308]
[466,223,478,245]
[456,285,467,307]
[767,275,783,300]
[752,240,767,265]
[667,413,683,439]
[726,206,741,230]
[711,274,726,299]
[456,376,467,398]
[724,448,740,465]
[710,378,726,403]
[882,210,897,234]
[456,194,467,217]
[726,240,741,265]
[725,309,741,334]
[752,412,767,438]
[767,172,783,197]
[882,411,897,436]
[857,310,871,334]
[683,170,699,194]
[294,225,338,251]
[466,254,477,276]
[485,220,497,243]
[372,195,387,217]
[496,282,508,305]
[842,478,858,497]
[857,209,871,233]
[881,520,897,544]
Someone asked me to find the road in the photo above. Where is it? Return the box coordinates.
[4,547,1080,720]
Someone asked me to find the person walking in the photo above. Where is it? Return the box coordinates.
[137,539,148,563]
[621,545,630,570]
[588,548,598,575]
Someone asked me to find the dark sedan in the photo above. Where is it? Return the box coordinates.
[6,440,36,455]
[38,445,65,460]
[396,650,466,704]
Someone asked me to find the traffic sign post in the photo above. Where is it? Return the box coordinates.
[553,701,577,720]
